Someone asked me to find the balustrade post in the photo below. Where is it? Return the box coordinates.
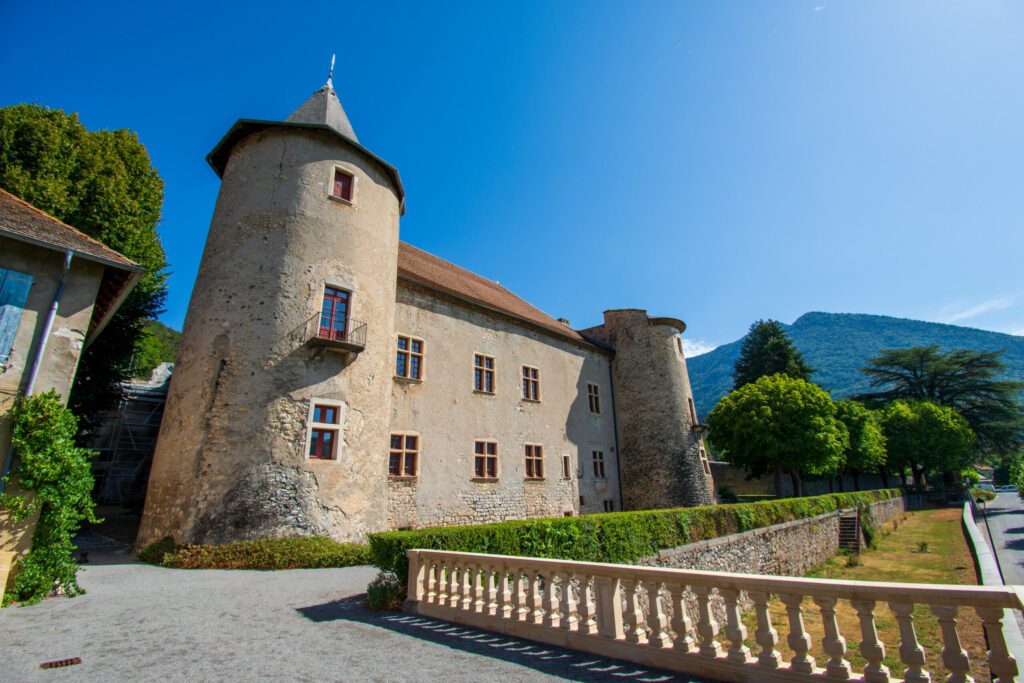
[425,558,438,605]
[485,565,498,616]
[472,565,486,613]
[543,571,561,628]
[749,590,780,668]
[447,562,461,609]
[513,568,527,621]
[500,566,513,619]
[437,562,450,607]
[594,575,625,640]
[814,595,852,679]
[781,593,816,673]
[930,605,972,683]
[579,575,599,636]
[851,599,890,683]
[622,577,648,645]
[668,583,697,653]
[529,572,544,624]
[560,572,579,631]
[694,585,723,657]
[644,580,671,648]
[460,563,474,610]
[890,602,930,683]
[975,607,1019,683]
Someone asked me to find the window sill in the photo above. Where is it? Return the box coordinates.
[473,390,496,396]
[394,376,423,384]
[471,477,499,483]
[388,475,418,482]
[521,398,542,404]
[327,194,354,206]
[524,477,547,483]
[307,457,338,463]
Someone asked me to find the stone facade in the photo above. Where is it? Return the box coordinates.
[137,78,715,547]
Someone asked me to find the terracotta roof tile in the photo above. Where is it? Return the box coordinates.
[398,242,585,344]
[0,188,140,271]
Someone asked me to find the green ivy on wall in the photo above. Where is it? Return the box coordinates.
[1,391,98,605]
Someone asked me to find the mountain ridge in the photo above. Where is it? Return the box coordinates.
[687,312,1024,417]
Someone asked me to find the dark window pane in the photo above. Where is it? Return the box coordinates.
[410,356,421,379]
[405,435,417,450]
[475,457,484,477]
[396,351,407,377]
[404,453,416,476]
[487,459,497,477]
[389,452,400,475]
[487,442,497,455]
[391,435,403,449]
[475,442,484,454]
[397,337,408,350]
[411,340,422,354]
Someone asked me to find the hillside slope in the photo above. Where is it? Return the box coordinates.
[687,312,1024,416]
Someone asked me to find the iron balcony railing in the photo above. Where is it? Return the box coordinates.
[305,313,368,352]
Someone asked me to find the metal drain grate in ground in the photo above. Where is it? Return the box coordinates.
[40,657,82,669]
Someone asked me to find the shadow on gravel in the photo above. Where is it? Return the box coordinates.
[297,595,707,682]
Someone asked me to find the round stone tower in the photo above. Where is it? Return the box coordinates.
[593,309,714,510]
[137,74,404,546]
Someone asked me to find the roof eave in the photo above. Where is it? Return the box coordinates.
[84,269,142,348]
[206,119,406,215]
[0,227,143,274]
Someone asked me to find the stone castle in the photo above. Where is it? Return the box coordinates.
[136,74,714,547]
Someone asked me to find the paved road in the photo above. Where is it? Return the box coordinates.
[0,535,706,682]
[976,491,1024,585]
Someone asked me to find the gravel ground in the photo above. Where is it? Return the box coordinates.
[0,535,704,682]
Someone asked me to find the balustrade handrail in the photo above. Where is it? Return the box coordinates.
[408,549,1024,610]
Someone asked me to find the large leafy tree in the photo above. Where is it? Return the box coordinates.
[707,374,848,497]
[0,104,166,422]
[858,346,1023,452]
[834,399,887,490]
[732,319,814,390]
[880,400,975,487]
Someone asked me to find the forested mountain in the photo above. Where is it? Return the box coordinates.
[688,312,1024,417]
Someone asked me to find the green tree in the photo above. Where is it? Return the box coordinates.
[880,400,975,488]
[0,104,166,420]
[707,374,848,497]
[732,319,814,390]
[132,320,180,379]
[859,346,1023,453]
[834,400,887,490]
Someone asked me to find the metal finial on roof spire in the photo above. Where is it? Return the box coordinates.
[326,54,336,90]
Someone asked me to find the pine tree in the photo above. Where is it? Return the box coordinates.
[732,319,814,390]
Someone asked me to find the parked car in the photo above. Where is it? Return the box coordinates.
[996,485,1017,493]
[978,483,996,492]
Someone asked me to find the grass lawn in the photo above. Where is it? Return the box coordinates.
[742,507,989,682]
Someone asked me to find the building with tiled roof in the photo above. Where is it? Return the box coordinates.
[138,73,714,547]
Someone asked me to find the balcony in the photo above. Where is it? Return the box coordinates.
[305,314,367,355]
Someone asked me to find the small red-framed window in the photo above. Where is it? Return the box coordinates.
[396,336,424,380]
[389,434,419,477]
[332,168,354,202]
[525,444,544,479]
[309,428,336,460]
[474,440,498,479]
[319,287,350,341]
[522,366,540,401]
[308,401,341,460]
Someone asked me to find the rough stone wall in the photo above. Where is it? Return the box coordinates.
[386,281,620,528]
[138,126,402,546]
[581,310,713,511]
[0,238,105,556]
[710,461,890,498]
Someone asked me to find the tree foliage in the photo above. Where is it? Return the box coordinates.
[880,399,975,486]
[834,400,887,483]
[707,374,848,496]
[0,104,166,420]
[132,320,180,379]
[732,319,814,390]
[859,346,1023,452]
[0,392,99,604]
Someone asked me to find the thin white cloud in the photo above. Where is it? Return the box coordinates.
[684,339,717,357]
[939,295,1015,324]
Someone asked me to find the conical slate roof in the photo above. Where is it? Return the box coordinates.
[286,79,358,142]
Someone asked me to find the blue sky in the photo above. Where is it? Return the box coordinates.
[3,1,1023,355]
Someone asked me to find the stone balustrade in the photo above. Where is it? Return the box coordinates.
[404,549,1023,683]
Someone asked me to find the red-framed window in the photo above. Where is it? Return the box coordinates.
[396,336,424,380]
[525,444,544,479]
[587,383,601,415]
[474,440,498,479]
[319,287,350,341]
[389,434,418,477]
[333,168,354,202]
[308,402,340,460]
[592,450,605,478]
[521,366,540,401]
[474,355,495,393]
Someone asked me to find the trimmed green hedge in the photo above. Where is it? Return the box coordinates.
[370,489,901,581]
[139,536,371,570]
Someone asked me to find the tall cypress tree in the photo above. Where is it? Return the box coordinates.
[732,319,814,390]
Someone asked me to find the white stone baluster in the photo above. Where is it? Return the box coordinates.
[694,585,723,657]
[851,599,890,683]
[594,575,625,640]
[460,563,473,610]
[749,590,780,668]
[668,583,696,653]
[499,566,513,619]
[485,565,498,616]
[543,571,561,628]
[622,577,648,645]
[815,596,852,679]
[425,559,438,605]
[579,575,599,636]
[644,580,671,648]
[406,551,425,606]
[513,567,527,621]
[472,565,486,613]
[529,572,544,624]
[721,588,752,663]
[930,605,972,683]
[976,607,1019,683]
[781,593,816,673]
[889,602,930,683]
[560,572,579,631]
[447,562,461,609]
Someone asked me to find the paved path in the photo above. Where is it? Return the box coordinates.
[976,491,1024,585]
[0,536,706,682]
